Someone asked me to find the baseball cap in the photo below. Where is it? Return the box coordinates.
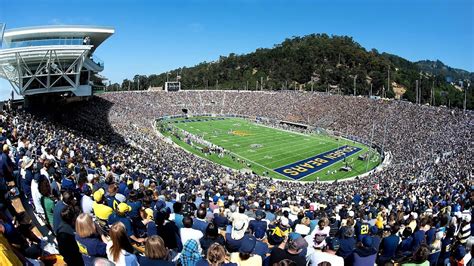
[288,232,308,251]
[93,189,105,202]
[239,235,256,253]
[255,210,265,220]
[117,203,131,213]
[362,236,373,248]
[326,237,340,251]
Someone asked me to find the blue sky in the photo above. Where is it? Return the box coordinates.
[0,0,473,98]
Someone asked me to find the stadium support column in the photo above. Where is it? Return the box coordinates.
[353,75,357,96]
[464,82,469,114]
[387,67,390,98]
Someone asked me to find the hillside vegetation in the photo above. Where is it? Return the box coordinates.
[109,34,473,109]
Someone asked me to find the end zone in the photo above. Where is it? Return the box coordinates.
[274,145,362,180]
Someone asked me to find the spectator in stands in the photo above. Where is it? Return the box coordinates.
[92,188,113,222]
[106,222,139,266]
[200,222,225,254]
[225,218,249,252]
[0,222,23,265]
[75,213,108,258]
[171,201,185,229]
[133,208,156,238]
[105,184,119,209]
[20,156,34,202]
[306,237,344,265]
[138,235,174,266]
[125,190,142,219]
[249,209,268,239]
[57,206,84,266]
[213,205,229,229]
[108,202,145,243]
[80,184,94,214]
[402,244,431,266]
[270,233,307,265]
[53,190,75,233]
[398,227,414,257]
[336,226,356,259]
[155,209,182,251]
[193,208,209,234]
[230,235,262,265]
[351,236,378,266]
[377,225,401,265]
[30,173,44,215]
[196,243,237,266]
[180,239,202,266]
[181,216,204,251]
[267,217,291,245]
[39,176,55,230]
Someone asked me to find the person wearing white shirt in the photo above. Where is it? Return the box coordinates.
[180,216,203,252]
[81,186,94,214]
[306,237,344,266]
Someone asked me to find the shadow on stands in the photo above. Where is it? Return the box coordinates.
[27,96,128,147]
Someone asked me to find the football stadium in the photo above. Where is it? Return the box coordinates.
[0,1,472,266]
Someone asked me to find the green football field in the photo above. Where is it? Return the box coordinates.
[159,117,381,181]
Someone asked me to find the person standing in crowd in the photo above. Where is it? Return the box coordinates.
[106,222,139,266]
[39,176,55,230]
[53,190,75,233]
[56,206,84,266]
[377,225,401,265]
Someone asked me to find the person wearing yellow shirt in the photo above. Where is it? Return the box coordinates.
[230,235,262,266]
[92,188,113,221]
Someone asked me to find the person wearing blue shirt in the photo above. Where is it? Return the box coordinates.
[108,203,145,244]
[75,213,107,258]
[336,227,356,259]
[376,226,400,265]
[172,202,185,229]
[126,190,142,219]
[249,210,267,239]
[397,227,414,257]
[193,209,209,234]
[412,219,428,252]
[53,190,74,233]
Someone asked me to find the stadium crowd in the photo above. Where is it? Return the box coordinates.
[0,90,472,266]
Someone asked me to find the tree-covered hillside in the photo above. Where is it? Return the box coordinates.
[108,34,473,109]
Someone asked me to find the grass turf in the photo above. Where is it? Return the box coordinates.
[159,117,380,181]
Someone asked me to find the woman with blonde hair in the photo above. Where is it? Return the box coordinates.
[138,235,174,266]
[75,213,108,257]
[106,222,138,266]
